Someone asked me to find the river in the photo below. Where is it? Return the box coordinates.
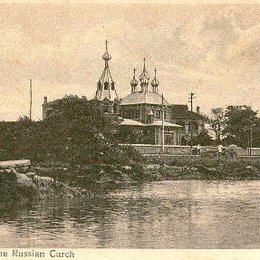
[0,180,259,248]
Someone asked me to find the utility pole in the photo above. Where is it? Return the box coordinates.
[250,113,253,156]
[29,79,32,121]
[161,93,165,155]
[188,92,195,154]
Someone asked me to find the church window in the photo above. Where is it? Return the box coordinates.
[111,82,115,90]
[98,81,102,90]
[156,110,161,118]
[130,110,133,117]
[104,82,109,90]
[135,110,140,118]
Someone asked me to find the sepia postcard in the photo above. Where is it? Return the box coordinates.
[0,0,259,259]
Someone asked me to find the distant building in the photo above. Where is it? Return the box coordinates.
[170,105,205,145]
[42,96,54,120]
[42,95,88,120]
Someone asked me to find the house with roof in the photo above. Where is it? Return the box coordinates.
[170,105,206,145]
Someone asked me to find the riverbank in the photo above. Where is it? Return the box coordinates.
[144,156,260,181]
[1,156,259,203]
[0,165,90,204]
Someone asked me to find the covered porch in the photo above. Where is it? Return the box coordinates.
[117,118,182,145]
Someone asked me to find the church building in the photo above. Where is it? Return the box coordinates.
[93,42,184,145]
[42,40,205,146]
[118,59,183,145]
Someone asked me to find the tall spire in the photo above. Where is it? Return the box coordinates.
[95,40,118,101]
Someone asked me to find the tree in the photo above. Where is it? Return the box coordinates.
[194,129,213,146]
[223,105,260,148]
[0,96,144,165]
[209,107,225,144]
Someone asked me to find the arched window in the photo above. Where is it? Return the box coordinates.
[156,110,161,119]
[135,110,140,118]
[98,81,102,90]
[104,82,109,90]
[111,82,115,90]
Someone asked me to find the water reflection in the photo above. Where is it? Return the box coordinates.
[0,180,259,248]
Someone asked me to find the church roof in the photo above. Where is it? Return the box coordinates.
[118,118,182,128]
[119,118,146,126]
[147,121,182,127]
[120,91,169,106]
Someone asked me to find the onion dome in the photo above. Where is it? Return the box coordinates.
[130,68,138,86]
[139,57,150,85]
[102,40,112,62]
[102,52,111,61]
[151,68,159,87]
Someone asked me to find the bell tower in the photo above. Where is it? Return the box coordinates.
[95,40,119,101]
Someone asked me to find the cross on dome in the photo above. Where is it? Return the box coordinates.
[130,68,138,87]
[102,39,112,63]
[105,39,108,51]
[139,57,150,86]
[151,68,159,87]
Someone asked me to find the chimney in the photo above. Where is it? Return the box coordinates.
[196,106,200,114]
[44,96,48,104]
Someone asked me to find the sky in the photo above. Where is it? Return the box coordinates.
[0,3,259,121]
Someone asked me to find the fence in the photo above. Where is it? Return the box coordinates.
[119,144,260,156]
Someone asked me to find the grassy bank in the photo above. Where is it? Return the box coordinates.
[1,156,259,204]
[32,156,260,187]
[144,156,260,181]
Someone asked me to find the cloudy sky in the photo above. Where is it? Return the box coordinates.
[0,3,259,120]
